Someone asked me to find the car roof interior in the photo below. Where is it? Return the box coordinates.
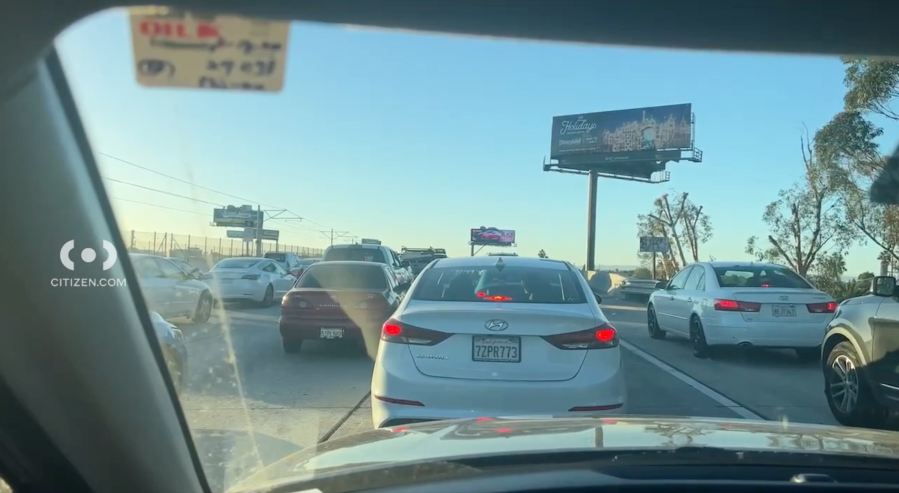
[0,1,896,492]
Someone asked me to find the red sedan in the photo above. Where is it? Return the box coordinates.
[279,260,405,354]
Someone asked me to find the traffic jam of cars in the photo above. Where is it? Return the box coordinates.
[132,235,899,430]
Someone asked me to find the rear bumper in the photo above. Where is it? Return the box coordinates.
[279,315,388,341]
[208,280,267,302]
[703,317,827,348]
[371,344,627,429]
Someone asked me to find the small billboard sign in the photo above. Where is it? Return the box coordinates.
[639,236,670,254]
[471,228,516,246]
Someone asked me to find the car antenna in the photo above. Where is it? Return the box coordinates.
[494,257,505,272]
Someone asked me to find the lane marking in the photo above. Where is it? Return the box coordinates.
[620,339,766,421]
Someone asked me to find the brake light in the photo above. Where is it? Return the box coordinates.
[807,301,837,314]
[542,324,618,350]
[356,295,389,310]
[476,292,512,301]
[714,299,761,312]
[281,294,313,308]
[381,318,451,346]
[241,274,260,280]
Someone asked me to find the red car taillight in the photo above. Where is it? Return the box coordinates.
[281,293,313,309]
[807,301,837,313]
[713,299,761,312]
[541,323,618,350]
[381,318,451,346]
[356,294,390,310]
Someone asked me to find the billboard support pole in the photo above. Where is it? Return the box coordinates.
[586,170,598,271]
[471,243,474,257]
[255,206,263,256]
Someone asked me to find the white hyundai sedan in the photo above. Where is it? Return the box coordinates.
[370,256,627,429]
[647,261,837,361]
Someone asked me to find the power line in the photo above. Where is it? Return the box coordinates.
[100,152,280,208]
[104,177,225,207]
[99,152,344,232]
[111,197,208,216]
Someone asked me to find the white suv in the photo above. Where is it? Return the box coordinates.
[322,243,414,286]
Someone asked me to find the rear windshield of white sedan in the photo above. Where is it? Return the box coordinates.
[713,266,812,289]
[411,266,587,303]
[215,259,261,269]
[297,264,388,290]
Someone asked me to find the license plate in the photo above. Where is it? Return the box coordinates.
[472,335,521,363]
[772,304,796,317]
[320,328,344,339]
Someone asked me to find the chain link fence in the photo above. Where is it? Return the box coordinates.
[125,230,324,271]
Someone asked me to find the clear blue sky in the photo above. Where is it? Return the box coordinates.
[54,8,890,275]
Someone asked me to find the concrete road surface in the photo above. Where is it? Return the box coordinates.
[171,298,843,492]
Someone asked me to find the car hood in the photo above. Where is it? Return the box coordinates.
[226,415,899,492]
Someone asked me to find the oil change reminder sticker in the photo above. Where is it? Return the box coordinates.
[129,7,290,92]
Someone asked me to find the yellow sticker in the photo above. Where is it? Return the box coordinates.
[129,7,290,92]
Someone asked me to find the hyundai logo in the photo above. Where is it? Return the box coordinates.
[484,319,509,331]
[779,295,789,301]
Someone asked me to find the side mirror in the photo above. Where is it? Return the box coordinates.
[401,260,411,268]
[655,280,668,290]
[394,285,406,294]
[594,293,603,304]
[872,276,897,297]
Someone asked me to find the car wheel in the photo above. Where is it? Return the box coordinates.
[283,338,303,354]
[825,341,887,428]
[647,305,666,340]
[690,316,711,359]
[192,293,213,324]
[795,347,820,362]
[260,284,274,307]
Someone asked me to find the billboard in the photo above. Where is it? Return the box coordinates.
[471,227,515,246]
[639,236,670,254]
[213,205,258,228]
[550,104,693,161]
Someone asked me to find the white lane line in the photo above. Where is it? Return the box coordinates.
[619,339,766,421]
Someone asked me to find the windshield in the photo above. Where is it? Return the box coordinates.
[413,266,586,303]
[214,258,260,269]
[297,264,387,290]
[714,266,813,289]
[323,247,386,263]
[53,7,899,493]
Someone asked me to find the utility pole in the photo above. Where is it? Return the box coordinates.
[320,228,353,246]
[255,204,263,256]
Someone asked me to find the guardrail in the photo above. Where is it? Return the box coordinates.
[618,278,664,299]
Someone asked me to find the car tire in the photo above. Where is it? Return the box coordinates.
[260,284,274,307]
[192,293,213,324]
[283,338,303,354]
[690,316,712,359]
[795,347,820,362]
[647,305,666,340]
[825,341,887,428]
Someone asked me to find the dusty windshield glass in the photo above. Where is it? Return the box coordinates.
[55,7,899,493]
